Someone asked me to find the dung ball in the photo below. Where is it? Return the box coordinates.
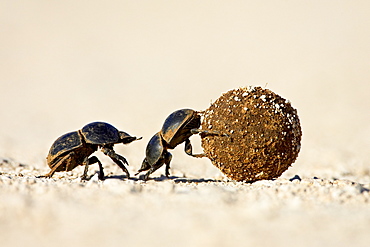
[201,86,302,182]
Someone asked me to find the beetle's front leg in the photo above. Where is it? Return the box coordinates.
[143,167,155,181]
[141,156,168,181]
[101,146,130,178]
[184,139,206,158]
[190,128,228,137]
[135,158,151,176]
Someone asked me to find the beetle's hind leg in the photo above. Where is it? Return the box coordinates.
[38,166,60,179]
[184,138,206,158]
[81,156,104,180]
[38,153,72,179]
[190,128,229,137]
[101,146,130,178]
[164,151,172,177]
[186,129,228,158]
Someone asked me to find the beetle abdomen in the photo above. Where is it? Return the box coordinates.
[48,144,97,171]
[48,131,83,162]
[146,132,164,166]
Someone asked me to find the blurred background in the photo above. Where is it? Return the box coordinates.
[1,0,369,179]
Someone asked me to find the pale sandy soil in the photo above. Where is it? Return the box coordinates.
[1,1,369,247]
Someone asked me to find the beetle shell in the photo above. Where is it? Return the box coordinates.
[81,122,120,145]
[47,131,83,164]
[146,132,164,166]
[161,109,200,149]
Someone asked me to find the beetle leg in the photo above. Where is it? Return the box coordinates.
[184,139,206,158]
[142,161,163,181]
[81,156,104,180]
[135,158,151,176]
[101,146,130,178]
[93,157,105,180]
[143,168,155,181]
[164,151,173,177]
[191,128,229,137]
[141,156,169,181]
[64,151,78,172]
[38,165,59,178]
[38,153,72,178]
[81,157,90,180]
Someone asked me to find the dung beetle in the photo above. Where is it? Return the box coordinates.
[135,109,222,180]
[41,122,141,180]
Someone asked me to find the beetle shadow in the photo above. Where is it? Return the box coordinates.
[95,173,314,184]
[103,174,134,180]
[151,175,221,183]
[103,174,221,183]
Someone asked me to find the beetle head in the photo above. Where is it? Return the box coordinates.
[119,131,142,144]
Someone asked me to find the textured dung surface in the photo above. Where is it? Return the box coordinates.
[201,86,302,182]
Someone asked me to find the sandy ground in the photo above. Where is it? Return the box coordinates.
[1,1,370,246]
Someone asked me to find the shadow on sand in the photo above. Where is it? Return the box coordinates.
[103,174,222,183]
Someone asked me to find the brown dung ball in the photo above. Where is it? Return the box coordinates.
[201,86,302,182]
